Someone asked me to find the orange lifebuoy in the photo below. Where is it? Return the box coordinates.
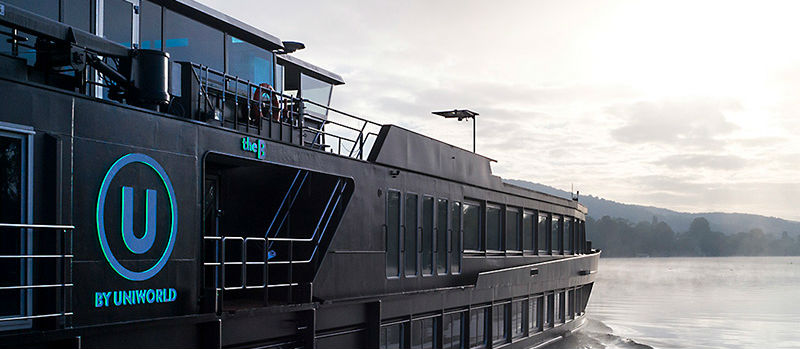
[252,83,280,121]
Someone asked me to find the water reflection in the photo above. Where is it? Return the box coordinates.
[553,257,800,349]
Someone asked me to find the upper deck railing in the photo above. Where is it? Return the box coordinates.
[181,62,383,160]
[0,3,384,161]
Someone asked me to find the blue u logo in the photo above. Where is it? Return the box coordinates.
[121,187,157,254]
[97,153,178,281]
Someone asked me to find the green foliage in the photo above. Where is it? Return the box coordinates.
[588,216,800,257]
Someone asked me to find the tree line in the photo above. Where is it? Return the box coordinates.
[587,216,800,257]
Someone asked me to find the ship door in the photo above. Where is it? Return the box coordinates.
[203,174,221,239]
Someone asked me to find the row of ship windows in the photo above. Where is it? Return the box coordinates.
[379,284,593,349]
[2,0,335,112]
[385,190,587,278]
[2,0,276,88]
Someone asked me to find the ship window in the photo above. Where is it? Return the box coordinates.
[422,196,434,276]
[274,64,285,93]
[463,201,481,251]
[555,291,565,324]
[403,194,419,276]
[404,193,418,277]
[301,74,333,116]
[545,293,554,328]
[227,36,275,87]
[410,316,437,349]
[486,204,502,251]
[537,212,548,254]
[583,284,594,314]
[469,307,488,348]
[140,0,163,50]
[568,289,575,320]
[579,219,586,254]
[104,0,133,46]
[551,214,562,254]
[506,207,521,251]
[164,9,224,71]
[2,0,58,20]
[0,128,32,330]
[436,198,448,275]
[523,210,534,252]
[386,190,401,278]
[491,303,509,344]
[565,217,573,254]
[380,323,405,349]
[64,0,91,32]
[443,311,465,349]
[511,300,525,339]
[529,295,542,333]
[450,202,461,274]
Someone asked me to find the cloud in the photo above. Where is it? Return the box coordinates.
[621,176,800,220]
[196,0,800,221]
[607,98,740,147]
[655,154,747,170]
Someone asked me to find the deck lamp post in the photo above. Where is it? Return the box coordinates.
[432,109,479,153]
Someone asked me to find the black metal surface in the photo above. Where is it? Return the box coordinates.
[128,49,170,109]
[148,0,284,51]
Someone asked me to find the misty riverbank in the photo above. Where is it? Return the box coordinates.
[589,216,800,258]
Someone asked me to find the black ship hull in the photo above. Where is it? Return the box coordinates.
[0,74,599,349]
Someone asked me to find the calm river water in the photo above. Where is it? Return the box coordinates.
[551,257,800,349]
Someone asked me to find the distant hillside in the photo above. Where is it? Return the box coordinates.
[505,179,800,236]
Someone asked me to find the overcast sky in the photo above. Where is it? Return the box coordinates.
[199,0,800,220]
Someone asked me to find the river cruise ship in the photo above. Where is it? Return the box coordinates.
[0,1,599,348]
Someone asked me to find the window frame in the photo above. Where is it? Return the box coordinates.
[545,292,554,328]
[443,309,466,349]
[485,203,503,253]
[410,313,439,349]
[403,192,420,277]
[490,301,510,345]
[510,298,526,340]
[505,206,522,253]
[450,201,462,274]
[379,321,406,349]
[537,211,549,255]
[380,319,409,349]
[385,189,402,278]
[468,305,490,349]
[421,195,435,276]
[436,197,449,275]
[564,216,574,255]
[462,199,483,253]
[522,209,535,254]
[551,214,562,255]
[0,122,34,331]
[528,294,544,334]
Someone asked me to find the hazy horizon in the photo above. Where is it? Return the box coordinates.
[197,0,800,221]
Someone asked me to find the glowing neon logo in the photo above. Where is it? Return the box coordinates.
[96,153,178,281]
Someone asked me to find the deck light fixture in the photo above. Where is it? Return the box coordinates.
[280,41,306,54]
[432,109,479,153]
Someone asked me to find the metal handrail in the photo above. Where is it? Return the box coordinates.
[185,62,383,161]
[0,223,75,229]
[0,223,74,327]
